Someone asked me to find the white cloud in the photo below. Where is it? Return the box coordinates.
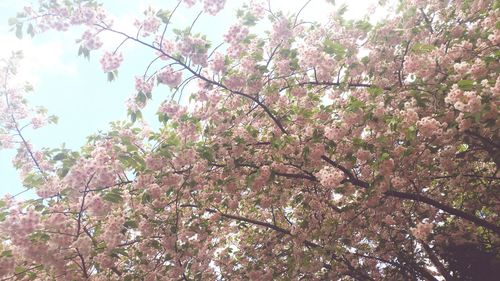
[270,0,332,20]
[0,31,78,87]
[270,0,386,22]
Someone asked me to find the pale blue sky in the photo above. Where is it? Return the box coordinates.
[0,0,375,199]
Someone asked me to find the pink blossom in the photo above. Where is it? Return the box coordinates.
[81,30,103,50]
[157,67,182,87]
[99,51,123,72]
[417,117,442,138]
[183,0,197,7]
[135,76,154,93]
[202,0,226,15]
[316,166,344,187]
[210,52,226,73]
[137,10,161,36]
[411,222,433,240]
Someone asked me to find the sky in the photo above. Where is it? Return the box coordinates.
[0,0,380,199]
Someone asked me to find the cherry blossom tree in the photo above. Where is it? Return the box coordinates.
[1,0,499,280]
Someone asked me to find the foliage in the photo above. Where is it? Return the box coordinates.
[0,0,499,280]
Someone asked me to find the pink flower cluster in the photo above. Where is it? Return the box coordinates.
[126,95,142,112]
[102,215,125,248]
[31,115,44,129]
[297,41,336,81]
[416,117,442,138]
[177,36,209,66]
[445,85,482,114]
[391,176,406,189]
[355,149,371,163]
[81,30,103,50]
[87,195,110,217]
[71,6,97,25]
[224,24,249,56]
[158,102,186,119]
[3,208,40,245]
[379,158,394,176]
[135,77,154,93]
[271,17,293,43]
[210,52,226,73]
[316,166,344,188]
[0,257,14,278]
[181,0,225,15]
[225,75,245,90]
[100,52,123,72]
[135,10,161,36]
[453,62,469,75]
[456,91,482,113]
[71,235,93,257]
[488,29,500,45]
[64,142,120,192]
[400,108,419,127]
[251,165,271,191]
[183,0,197,7]
[157,67,182,87]
[411,222,433,240]
[324,126,347,142]
[470,58,487,79]
[202,0,226,15]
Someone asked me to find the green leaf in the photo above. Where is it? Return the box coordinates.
[198,146,215,162]
[129,110,142,123]
[368,87,383,97]
[380,152,390,161]
[8,17,18,26]
[124,220,138,229]
[15,266,26,274]
[457,80,474,91]
[22,173,43,188]
[0,211,8,222]
[102,190,123,203]
[457,143,469,153]
[29,232,50,242]
[136,91,146,103]
[361,56,370,65]
[15,23,23,39]
[406,125,417,141]
[386,116,400,130]
[156,9,171,24]
[111,247,129,257]
[355,20,372,32]
[78,45,90,60]
[48,115,59,124]
[27,23,34,37]
[0,199,6,208]
[142,192,152,204]
[241,11,258,26]
[352,137,364,148]
[324,39,346,58]
[411,43,435,54]
[0,250,12,257]
[346,97,364,112]
[107,71,116,82]
[53,152,66,161]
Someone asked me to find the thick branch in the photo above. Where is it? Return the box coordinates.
[180,204,320,248]
[385,190,500,235]
[95,25,288,135]
[280,81,392,92]
[320,156,499,234]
